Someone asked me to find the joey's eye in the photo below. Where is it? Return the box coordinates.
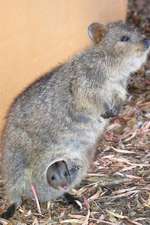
[51,175,55,181]
[120,35,130,42]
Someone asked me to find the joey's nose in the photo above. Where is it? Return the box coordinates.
[143,39,150,49]
[61,182,68,190]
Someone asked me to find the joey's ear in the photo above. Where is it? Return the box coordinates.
[88,22,107,44]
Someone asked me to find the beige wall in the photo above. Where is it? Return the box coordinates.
[0,0,127,134]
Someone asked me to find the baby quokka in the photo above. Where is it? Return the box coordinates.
[1,21,150,218]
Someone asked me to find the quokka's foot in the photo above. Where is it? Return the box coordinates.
[63,193,82,210]
[0,203,16,219]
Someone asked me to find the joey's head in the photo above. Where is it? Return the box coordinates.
[46,160,79,191]
[88,21,150,75]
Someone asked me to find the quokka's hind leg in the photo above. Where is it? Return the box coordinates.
[0,182,23,219]
[7,185,22,205]
[2,145,27,218]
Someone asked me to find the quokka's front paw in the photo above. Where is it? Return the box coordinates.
[102,104,121,119]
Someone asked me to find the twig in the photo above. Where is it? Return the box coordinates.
[31,184,42,215]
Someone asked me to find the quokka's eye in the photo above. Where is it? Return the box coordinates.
[51,175,55,181]
[120,35,130,42]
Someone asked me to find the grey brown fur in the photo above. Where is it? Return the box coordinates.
[1,21,150,207]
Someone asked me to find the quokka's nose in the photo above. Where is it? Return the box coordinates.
[143,39,150,49]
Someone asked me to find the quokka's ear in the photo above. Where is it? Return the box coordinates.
[88,22,107,44]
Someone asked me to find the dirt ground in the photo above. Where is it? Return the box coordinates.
[0,0,150,224]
